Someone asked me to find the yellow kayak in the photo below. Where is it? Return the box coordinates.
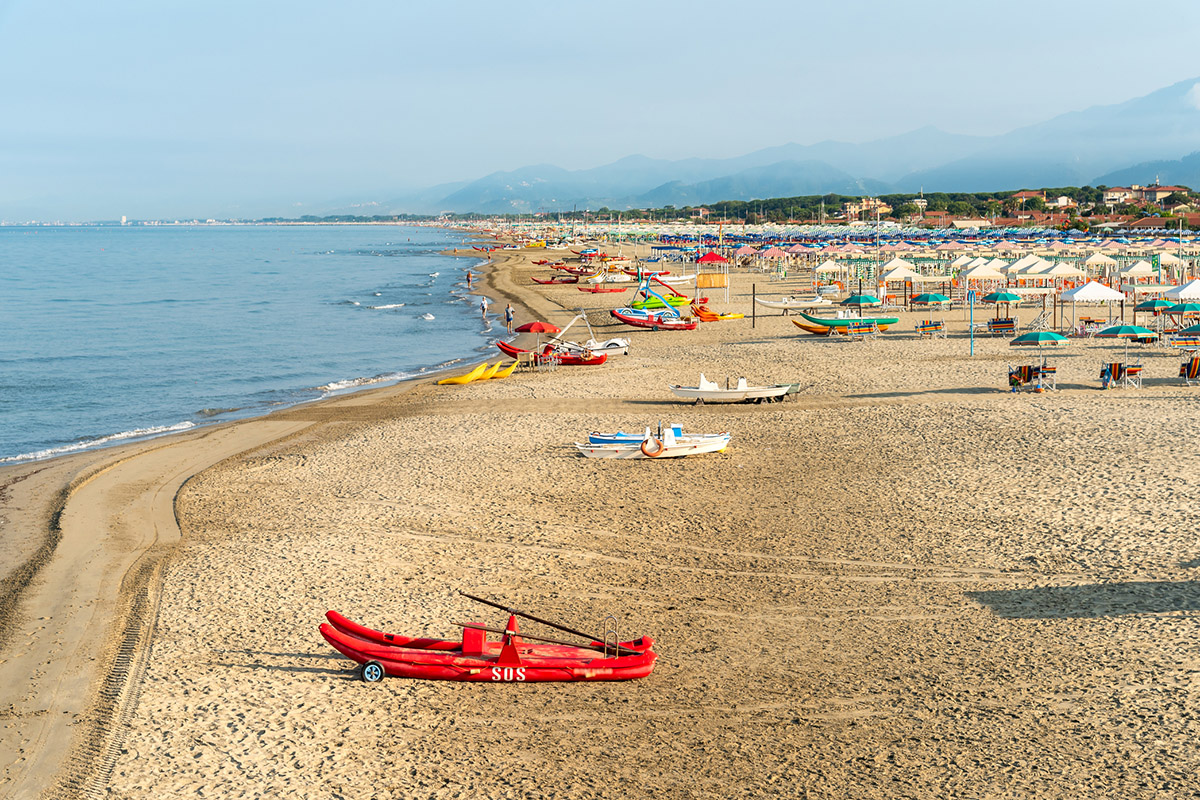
[477,362,501,380]
[437,362,488,385]
[489,361,518,379]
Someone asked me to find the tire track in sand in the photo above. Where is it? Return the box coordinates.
[0,420,310,800]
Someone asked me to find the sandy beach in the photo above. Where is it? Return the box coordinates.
[5,242,1200,798]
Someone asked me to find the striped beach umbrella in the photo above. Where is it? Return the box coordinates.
[841,294,881,311]
[911,292,950,306]
[1095,323,1157,361]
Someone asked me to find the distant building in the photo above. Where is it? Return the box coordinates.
[842,197,892,221]
[1011,190,1045,202]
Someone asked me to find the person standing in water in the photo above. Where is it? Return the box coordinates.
[479,296,489,319]
[504,303,514,333]
[466,271,472,288]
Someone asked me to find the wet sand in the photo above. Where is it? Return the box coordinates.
[4,245,1200,798]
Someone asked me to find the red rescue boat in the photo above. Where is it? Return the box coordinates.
[496,340,607,365]
[321,592,657,684]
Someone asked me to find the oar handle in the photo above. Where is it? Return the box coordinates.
[457,590,637,655]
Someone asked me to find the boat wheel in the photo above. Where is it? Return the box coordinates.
[360,660,385,683]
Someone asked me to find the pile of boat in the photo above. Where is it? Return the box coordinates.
[669,374,792,404]
[321,591,657,683]
[436,361,517,385]
[574,424,731,459]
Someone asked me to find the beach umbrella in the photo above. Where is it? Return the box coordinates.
[841,294,881,311]
[1010,331,1069,382]
[981,290,1022,320]
[911,292,950,306]
[1178,322,1200,335]
[1095,323,1157,361]
[1135,298,1174,313]
[1166,302,1200,318]
[515,320,561,349]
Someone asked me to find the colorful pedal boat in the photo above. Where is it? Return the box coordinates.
[321,612,657,683]
[610,308,698,331]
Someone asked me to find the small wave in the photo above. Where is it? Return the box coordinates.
[317,371,411,394]
[196,407,241,418]
[0,421,197,464]
[368,303,405,309]
[420,313,435,320]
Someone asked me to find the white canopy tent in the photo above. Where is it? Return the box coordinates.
[1084,252,1118,267]
[1043,262,1086,278]
[1165,278,1200,300]
[958,263,1006,281]
[1119,260,1155,278]
[1061,280,1126,328]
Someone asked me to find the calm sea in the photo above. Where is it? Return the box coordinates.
[0,224,497,463]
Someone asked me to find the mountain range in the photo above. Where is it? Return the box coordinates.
[346,77,1200,216]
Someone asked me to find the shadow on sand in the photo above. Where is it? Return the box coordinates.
[967,580,1200,619]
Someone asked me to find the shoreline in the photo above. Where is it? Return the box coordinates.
[0,236,497,469]
[6,241,1200,797]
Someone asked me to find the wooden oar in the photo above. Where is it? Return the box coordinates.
[453,623,636,657]
[457,590,641,657]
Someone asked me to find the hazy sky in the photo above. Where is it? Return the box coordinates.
[3,0,1199,220]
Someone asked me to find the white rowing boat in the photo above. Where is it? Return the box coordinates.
[668,374,790,404]
[754,296,833,310]
[574,428,730,459]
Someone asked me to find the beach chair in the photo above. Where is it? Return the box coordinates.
[987,318,1016,337]
[1123,364,1143,389]
[1180,356,1200,385]
[1024,309,1051,332]
[845,321,879,341]
[1100,362,1124,389]
[1032,363,1057,390]
[915,320,946,338]
[1007,364,1037,391]
[534,351,561,372]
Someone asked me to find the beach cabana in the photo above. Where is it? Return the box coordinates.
[1061,280,1125,330]
[1165,279,1200,300]
[958,263,1006,282]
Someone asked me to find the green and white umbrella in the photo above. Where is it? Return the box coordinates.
[841,293,881,311]
[1134,298,1174,314]
[1010,331,1069,381]
[1166,302,1200,318]
[911,292,950,307]
[982,290,1022,320]
[1095,323,1157,361]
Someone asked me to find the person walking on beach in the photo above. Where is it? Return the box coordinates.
[480,296,489,319]
[504,303,514,333]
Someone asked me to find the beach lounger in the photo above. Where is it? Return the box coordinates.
[845,321,880,340]
[1180,356,1200,385]
[1123,364,1143,389]
[915,320,946,338]
[987,318,1016,337]
[1024,309,1050,332]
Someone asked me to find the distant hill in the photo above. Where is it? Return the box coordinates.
[324,76,1200,214]
[1093,151,1200,190]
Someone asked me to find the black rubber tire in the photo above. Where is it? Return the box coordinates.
[361,660,385,683]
